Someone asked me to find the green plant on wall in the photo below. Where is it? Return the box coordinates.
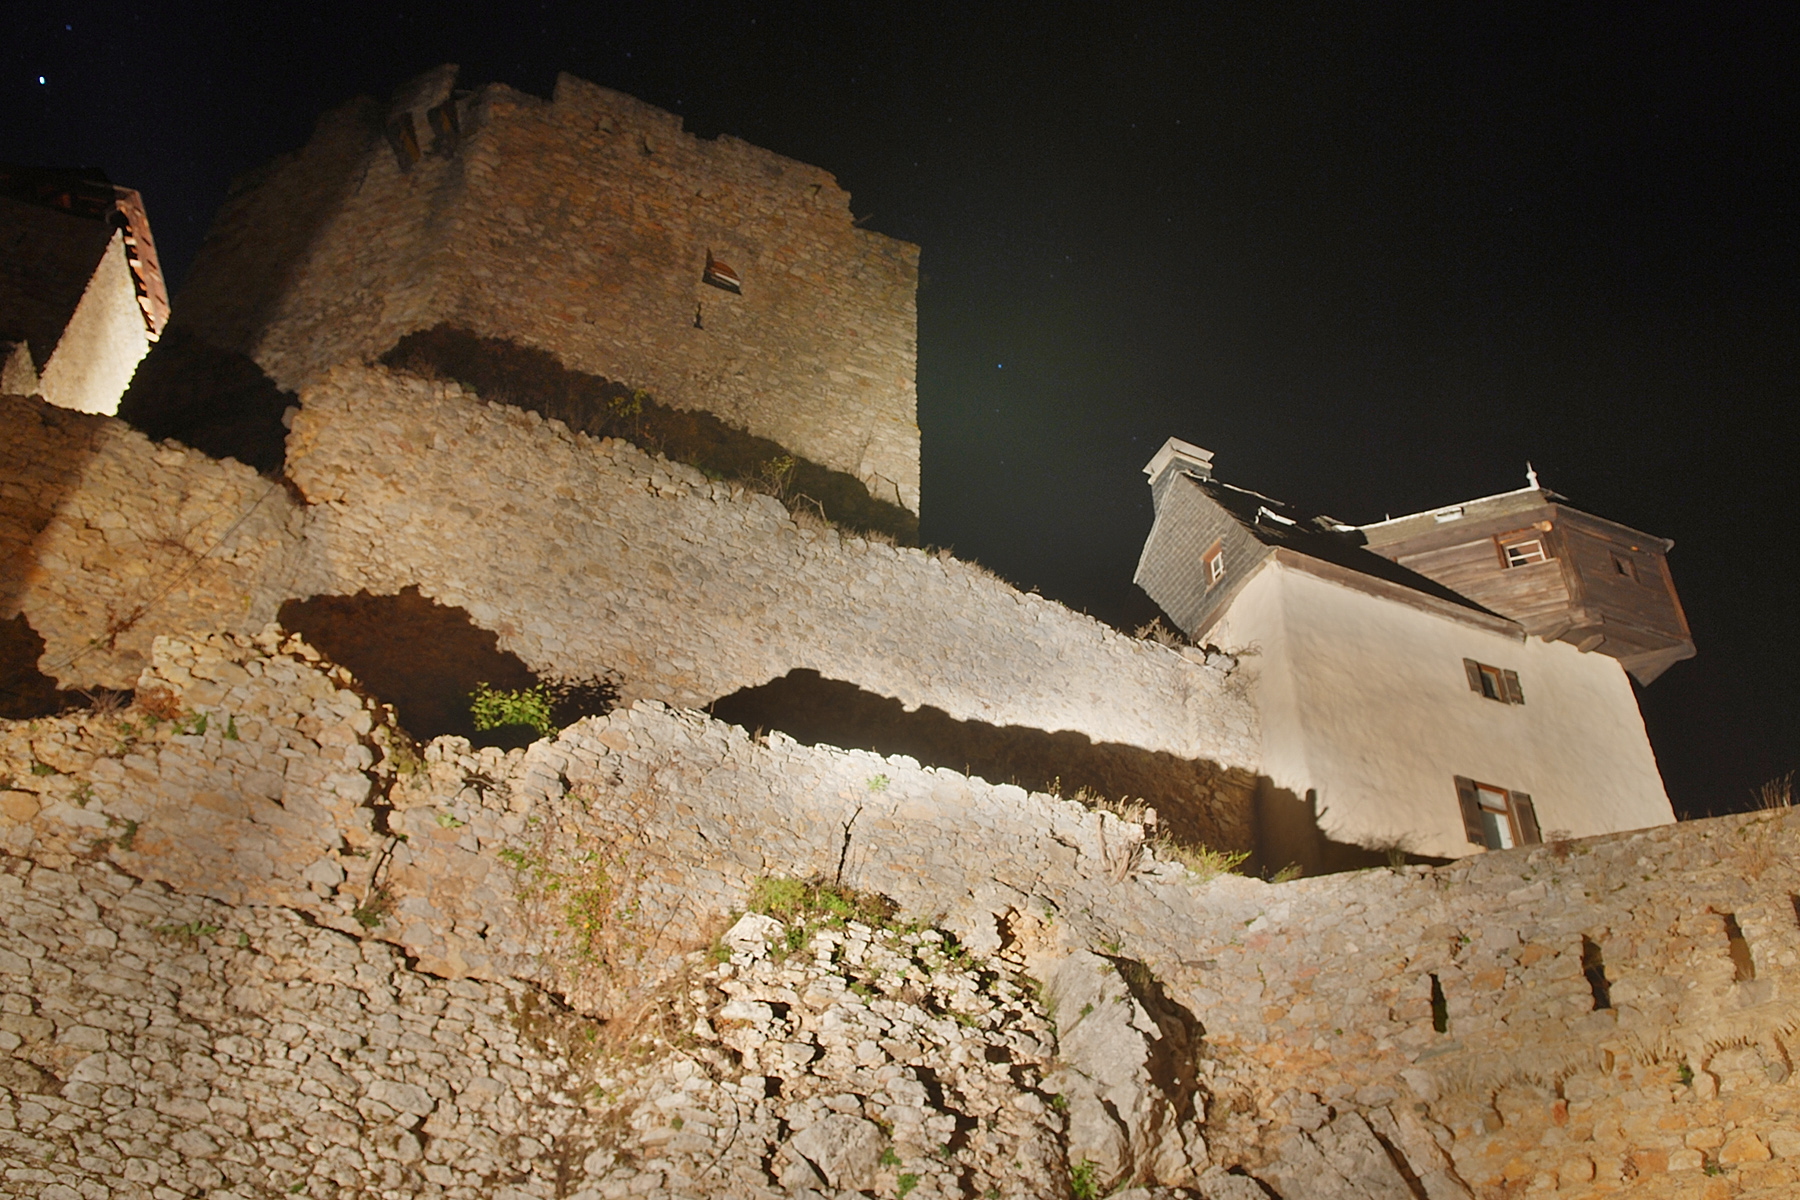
[469,682,555,738]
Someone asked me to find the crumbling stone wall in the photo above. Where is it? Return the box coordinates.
[174,66,922,512]
[286,365,1256,777]
[5,631,1797,1197]
[5,375,1260,837]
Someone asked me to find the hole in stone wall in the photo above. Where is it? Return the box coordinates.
[278,587,616,748]
[1581,937,1613,1010]
[380,326,920,544]
[1429,974,1448,1033]
[1720,912,1757,982]
[707,668,1257,856]
[1791,895,1800,930]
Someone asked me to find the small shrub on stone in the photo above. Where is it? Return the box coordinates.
[747,876,896,933]
[469,682,555,738]
[1133,616,1188,648]
[1156,838,1250,881]
[352,884,394,929]
[1756,770,1794,810]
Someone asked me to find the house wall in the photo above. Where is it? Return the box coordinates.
[36,231,153,416]
[1210,559,1674,860]
[173,68,922,512]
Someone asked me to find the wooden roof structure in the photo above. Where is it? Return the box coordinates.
[1135,438,1695,683]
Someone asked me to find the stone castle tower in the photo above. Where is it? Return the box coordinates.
[171,65,922,513]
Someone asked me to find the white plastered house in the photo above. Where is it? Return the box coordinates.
[0,168,168,415]
[1134,438,1690,866]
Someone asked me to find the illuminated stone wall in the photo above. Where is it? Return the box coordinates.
[0,393,310,689]
[3,630,1796,1198]
[286,365,1254,775]
[4,372,1258,828]
[174,67,922,512]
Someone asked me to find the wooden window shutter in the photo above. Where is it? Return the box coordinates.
[1463,659,1484,693]
[1511,792,1541,844]
[1454,776,1485,845]
[1503,670,1524,705]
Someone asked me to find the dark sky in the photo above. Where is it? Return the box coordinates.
[5,3,1796,819]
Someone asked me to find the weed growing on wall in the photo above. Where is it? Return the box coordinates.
[1157,841,1251,881]
[742,876,904,960]
[1068,1158,1103,1199]
[469,682,555,738]
[1071,785,1250,883]
[1756,770,1795,810]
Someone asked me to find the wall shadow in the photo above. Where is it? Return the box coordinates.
[278,587,616,749]
[1,393,113,704]
[380,326,920,545]
[1255,780,1454,879]
[0,614,75,719]
[706,668,1256,854]
[171,97,386,364]
[115,327,295,474]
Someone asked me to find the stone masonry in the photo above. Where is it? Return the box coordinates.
[172,67,922,512]
[3,629,1798,1197]
[4,373,1259,852]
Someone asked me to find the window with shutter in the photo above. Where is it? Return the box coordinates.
[1453,776,1543,849]
[1454,776,1485,845]
[1462,659,1525,705]
[1511,792,1540,844]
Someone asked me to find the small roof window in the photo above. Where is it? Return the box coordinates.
[703,251,742,294]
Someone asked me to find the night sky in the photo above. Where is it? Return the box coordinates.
[6,4,1796,820]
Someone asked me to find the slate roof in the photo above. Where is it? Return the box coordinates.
[1185,474,1506,620]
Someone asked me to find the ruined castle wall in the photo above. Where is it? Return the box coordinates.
[176,68,922,511]
[0,395,311,689]
[286,365,1255,776]
[2,375,1257,834]
[3,631,1797,1197]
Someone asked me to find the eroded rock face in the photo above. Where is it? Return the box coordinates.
[1044,949,1208,1190]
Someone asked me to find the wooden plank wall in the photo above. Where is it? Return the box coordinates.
[1395,538,1572,634]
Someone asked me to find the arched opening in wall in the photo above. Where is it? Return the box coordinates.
[116,328,296,474]
[1429,974,1448,1033]
[706,668,1257,857]
[278,587,616,749]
